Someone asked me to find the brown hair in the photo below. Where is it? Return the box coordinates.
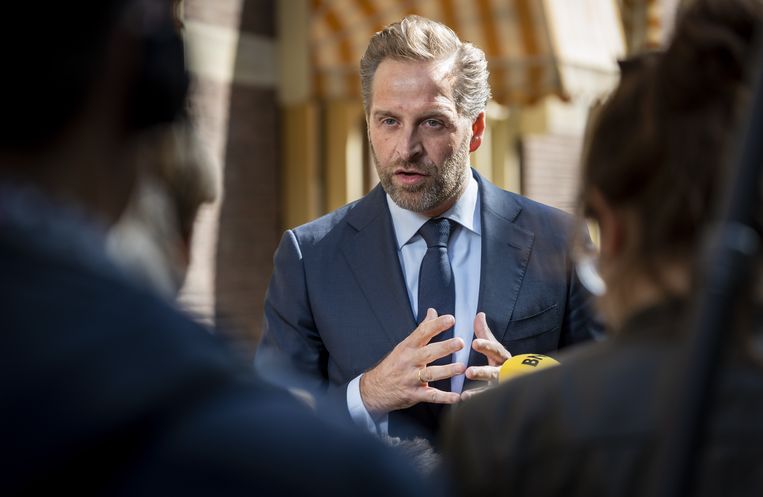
[359,15,490,120]
[581,0,762,294]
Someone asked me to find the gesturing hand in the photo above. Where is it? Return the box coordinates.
[359,308,466,418]
[461,312,511,401]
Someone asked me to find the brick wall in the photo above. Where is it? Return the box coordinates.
[181,0,279,358]
[521,133,583,214]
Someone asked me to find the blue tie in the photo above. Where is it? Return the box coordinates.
[417,217,455,393]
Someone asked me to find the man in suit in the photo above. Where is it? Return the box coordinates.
[258,15,600,442]
[0,2,428,494]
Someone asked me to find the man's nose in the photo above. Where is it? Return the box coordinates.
[397,128,424,162]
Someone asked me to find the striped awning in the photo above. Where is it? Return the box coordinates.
[310,0,625,105]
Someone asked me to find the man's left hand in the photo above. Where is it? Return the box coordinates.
[461,312,511,401]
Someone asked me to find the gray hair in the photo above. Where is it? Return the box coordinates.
[360,15,491,120]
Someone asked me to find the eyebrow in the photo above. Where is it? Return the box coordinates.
[372,110,398,120]
[371,108,456,122]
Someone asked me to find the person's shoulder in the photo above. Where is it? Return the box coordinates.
[479,175,574,228]
[444,332,679,497]
[11,248,242,382]
[287,185,385,248]
[450,333,673,448]
[501,187,573,225]
[516,193,573,225]
[124,379,429,496]
[290,201,357,242]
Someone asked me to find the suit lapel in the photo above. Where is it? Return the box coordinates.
[341,185,418,347]
[467,175,535,375]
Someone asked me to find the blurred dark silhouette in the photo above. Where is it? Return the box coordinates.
[444,0,763,496]
[0,1,430,495]
[107,119,217,298]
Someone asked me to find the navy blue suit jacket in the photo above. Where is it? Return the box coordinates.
[259,171,600,440]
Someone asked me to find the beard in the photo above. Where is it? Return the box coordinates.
[372,135,470,214]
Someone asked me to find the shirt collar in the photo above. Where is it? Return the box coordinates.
[386,174,481,250]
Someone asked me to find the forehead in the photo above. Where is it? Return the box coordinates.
[370,58,458,116]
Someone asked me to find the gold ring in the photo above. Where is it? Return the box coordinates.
[417,368,427,384]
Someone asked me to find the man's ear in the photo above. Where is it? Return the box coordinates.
[469,112,486,153]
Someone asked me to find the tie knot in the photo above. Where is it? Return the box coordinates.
[419,218,454,248]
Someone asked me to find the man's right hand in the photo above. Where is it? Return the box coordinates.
[359,308,465,418]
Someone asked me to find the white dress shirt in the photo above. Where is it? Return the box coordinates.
[347,176,482,435]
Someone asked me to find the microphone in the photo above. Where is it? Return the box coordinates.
[499,354,560,383]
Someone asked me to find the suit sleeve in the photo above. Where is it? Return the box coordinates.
[256,232,326,394]
[256,230,354,421]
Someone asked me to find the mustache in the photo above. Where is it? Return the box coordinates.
[391,159,436,173]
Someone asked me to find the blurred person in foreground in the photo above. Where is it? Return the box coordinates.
[444,0,763,495]
[107,119,216,298]
[0,1,430,495]
[257,14,600,445]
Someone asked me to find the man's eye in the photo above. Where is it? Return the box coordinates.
[423,119,443,128]
[381,118,397,126]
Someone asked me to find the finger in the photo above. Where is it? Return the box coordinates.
[424,307,438,322]
[473,312,496,341]
[411,314,456,346]
[418,337,464,363]
[460,386,489,401]
[420,362,466,382]
[418,388,461,405]
[472,338,511,364]
[464,365,500,383]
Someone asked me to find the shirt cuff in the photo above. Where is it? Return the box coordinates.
[347,374,388,436]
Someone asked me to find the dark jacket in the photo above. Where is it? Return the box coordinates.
[444,300,763,497]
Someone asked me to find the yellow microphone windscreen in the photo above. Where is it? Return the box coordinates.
[499,354,560,383]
